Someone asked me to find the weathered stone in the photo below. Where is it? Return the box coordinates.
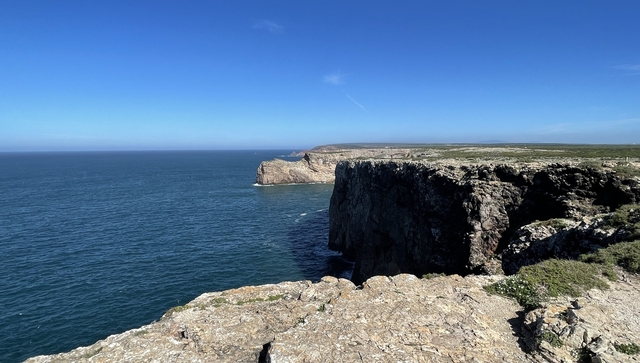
[24,274,535,363]
[521,271,640,362]
[255,147,436,185]
[25,272,640,363]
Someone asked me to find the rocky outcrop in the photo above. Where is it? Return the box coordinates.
[24,272,640,363]
[329,160,640,283]
[501,213,637,275]
[522,271,640,362]
[255,152,338,185]
[255,147,428,185]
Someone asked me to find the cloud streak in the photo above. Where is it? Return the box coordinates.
[323,72,344,85]
[346,94,367,112]
[253,20,283,33]
[613,64,640,75]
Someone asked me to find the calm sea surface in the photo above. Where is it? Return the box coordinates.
[0,151,351,363]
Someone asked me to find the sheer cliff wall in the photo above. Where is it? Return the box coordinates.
[328,160,640,283]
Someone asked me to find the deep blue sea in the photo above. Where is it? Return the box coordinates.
[0,151,352,363]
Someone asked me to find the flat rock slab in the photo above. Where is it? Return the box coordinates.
[24,273,640,363]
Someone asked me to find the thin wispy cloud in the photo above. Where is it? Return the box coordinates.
[323,72,345,85]
[346,94,367,112]
[613,64,640,75]
[253,20,283,33]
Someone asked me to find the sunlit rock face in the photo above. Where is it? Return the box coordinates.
[25,272,640,363]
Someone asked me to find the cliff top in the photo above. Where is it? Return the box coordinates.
[311,143,640,161]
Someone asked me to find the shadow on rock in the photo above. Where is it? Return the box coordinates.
[508,311,535,354]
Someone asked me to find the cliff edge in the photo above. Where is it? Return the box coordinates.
[24,273,640,363]
[255,145,424,185]
[329,159,640,284]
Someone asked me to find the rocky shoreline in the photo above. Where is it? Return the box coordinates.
[27,144,640,363]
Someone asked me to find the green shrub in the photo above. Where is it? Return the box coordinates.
[164,304,191,317]
[485,259,610,310]
[537,331,563,348]
[614,164,640,179]
[614,343,640,355]
[580,241,640,274]
[519,259,609,298]
[534,218,569,230]
[422,273,445,279]
[484,275,541,310]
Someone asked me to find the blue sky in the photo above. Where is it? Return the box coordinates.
[1,1,639,151]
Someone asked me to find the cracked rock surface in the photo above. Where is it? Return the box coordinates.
[23,273,640,362]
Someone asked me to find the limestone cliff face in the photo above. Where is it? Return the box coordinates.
[329,160,640,283]
[255,152,338,185]
[255,147,423,185]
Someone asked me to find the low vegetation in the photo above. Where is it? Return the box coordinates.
[614,342,640,355]
[79,347,103,359]
[614,163,640,178]
[163,304,191,317]
[601,204,640,241]
[488,236,640,311]
[484,275,541,309]
[537,331,563,348]
[485,259,610,310]
[580,241,640,274]
[487,202,640,311]
[421,272,445,279]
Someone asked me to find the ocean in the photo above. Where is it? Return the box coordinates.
[0,151,352,363]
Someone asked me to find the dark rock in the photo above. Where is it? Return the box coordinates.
[328,160,640,283]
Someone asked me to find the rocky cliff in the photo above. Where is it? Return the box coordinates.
[329,159,640,284]
[255,152,338,185]
[255,146,424,185]
[24,273,640,363]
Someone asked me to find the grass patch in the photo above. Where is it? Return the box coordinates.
[317,304,326,312]
[601,204,640,241]
[519,259,609,298]
[80,347,103,359]
[614,164,640,178]
[133,330,148,336]
[484,275,541,310]
[614,342,640,355]
[534,218,570,230]
[164,304,191,317]
[604,204,640,228]
[580,241,640,274]
[213,297,228,307]
[422,272,445,279]
[236,297,264,305]
[235,294,283,306]
[537,331,563,348]
[485,259,610,309]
